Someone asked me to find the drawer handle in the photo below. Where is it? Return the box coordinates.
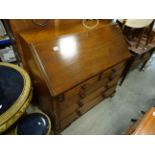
[79,92,86,99]
[56,94,64,102]
[105,85,109,89]
[112,68,116,72]
[81,84,87,89]
[98,73,103,81]
[102,94,106,98]
[78,101,84,107]
[109,76,113,81]
[110,91,116,97]
[76,110,82,116]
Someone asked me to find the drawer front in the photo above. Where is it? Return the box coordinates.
[112,61,126,72]
[78,85,117,115]
[79,75,99,90]
[55,75,100,105]
[79,86,106,106]
[110,68,124,79]
[60,112,79,130]
[107,76,120,88]
[59,102,79,120]
[99,68,113,80]
[110,66,125,79]
[79,77,109,98]
[103,85,117,97]
[99,61,126,80]
[78,95,104,115]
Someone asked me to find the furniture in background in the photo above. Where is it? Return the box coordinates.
[118,19,155,85]
[0,62,32,133]
[17,22,131,133]
[0,20,19,64]
[127,107,155,135]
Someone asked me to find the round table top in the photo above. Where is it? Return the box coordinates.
[0,65,24,114]
[16,112,51,135]
[118,19,153,28]
[0,62,31,133]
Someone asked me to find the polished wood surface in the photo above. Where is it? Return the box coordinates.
[18,22,131,132]
[27,24,130,96]
[133,107,155,135]
[9,19,112,67]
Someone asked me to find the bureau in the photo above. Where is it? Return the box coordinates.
[19,23,131,133]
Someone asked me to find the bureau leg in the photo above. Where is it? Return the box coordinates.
[141,110,146,115]
[131,118,138,122]
[139,49,154,71]
[109,91,116,98]
[119,57,134,86]
[139,59,149,71]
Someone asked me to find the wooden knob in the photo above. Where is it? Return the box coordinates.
[78,101,84,107]
[79,92,86,99]
[109,76,113,81]
[98,73,103,81]
[105,85,109,89]
[81,84,87,89]
[112,68,116,72]
[102,94,106,98]
[76,110,82,116]
[56,94,64,102]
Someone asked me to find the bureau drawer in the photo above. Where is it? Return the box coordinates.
[60,112,79,130]
[77,95,104,115]
[56,75,100,106]
[112,61,126,72]
[79,75,99,90]
[99,68,113,80]
[107,75,120,88]
[103,85,117,98]
[79,86,106,106]
[79,77,109,98]
[99,61,126,80]
[110,67,125,79]
[59,102,79,120]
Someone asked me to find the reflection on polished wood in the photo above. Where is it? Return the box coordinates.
[133,107,155,135]
[18,21,131,133]
[9,19,112,67]
[28,24,130,96]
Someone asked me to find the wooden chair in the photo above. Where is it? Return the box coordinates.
[118,19,155,85]
[118,19,154,48]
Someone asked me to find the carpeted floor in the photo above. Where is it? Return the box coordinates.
[62,54,155,135]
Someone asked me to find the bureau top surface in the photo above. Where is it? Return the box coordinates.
[25,24,130,96]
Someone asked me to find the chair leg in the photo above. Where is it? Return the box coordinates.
[141,110,146,115]
[131,118,138,122]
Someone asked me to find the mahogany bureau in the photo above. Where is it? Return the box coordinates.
[19,23,131,133]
